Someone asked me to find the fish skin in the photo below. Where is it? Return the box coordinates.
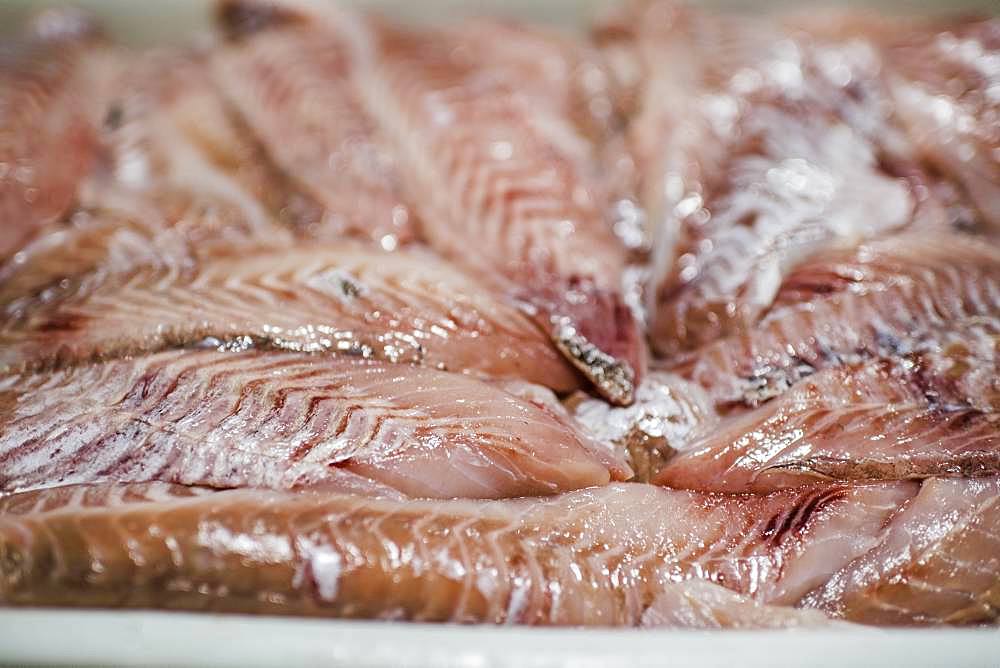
[802,476,1000,625]
[0,10,108,261]
[289,6,645,404]
[0,241,582,392]
[212,2,417,248]
[677,232,1000,410]
[0,481,911,624]
[655,359,1000,493]
[0,350,621,498]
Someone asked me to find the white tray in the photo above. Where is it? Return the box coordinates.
[1,609,999,667]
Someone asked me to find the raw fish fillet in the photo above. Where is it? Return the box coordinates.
[0,481,910,624]
[0,187,292,315]
[678,232,1000,409]
[93,49,286,232]
[794,12,1000,231]
[0,47,296,310]
[0,0,996,632]
[802,476,1000,625]
[0,242,581,391]
[884,19,1000,234]
[444,19,644,253]
[213,0,416,248]
[0,10,108,260]
[0,350,622,497]
[604,2,921,356]
[272,3,645,403]
[656,359,1000,493]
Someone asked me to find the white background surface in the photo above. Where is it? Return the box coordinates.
[1,1,999,666]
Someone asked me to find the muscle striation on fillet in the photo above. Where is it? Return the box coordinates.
[604,1,943,358]
[262,3,647,404]
[212,0,417,247]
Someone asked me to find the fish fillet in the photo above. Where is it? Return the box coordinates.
[0,241,581,391]
[0,10,109,260]
[0,350,622,497]
[0,481,911,624]
[0,188,294,318]
[641,580,840,629]
[605,2,925,356]
[678,232,1000,409]
[0,47,296,309]
[212,0,416,248]
[656,359,1000,493]
[92,48,286,231]
[885,19,1000,234]
[268,3,645,403]
[792,12,1000,231]
[802,476,1000,625]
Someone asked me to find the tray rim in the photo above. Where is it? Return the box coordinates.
[1,608,999,668]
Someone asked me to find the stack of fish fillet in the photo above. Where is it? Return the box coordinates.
[1,0,998,628]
